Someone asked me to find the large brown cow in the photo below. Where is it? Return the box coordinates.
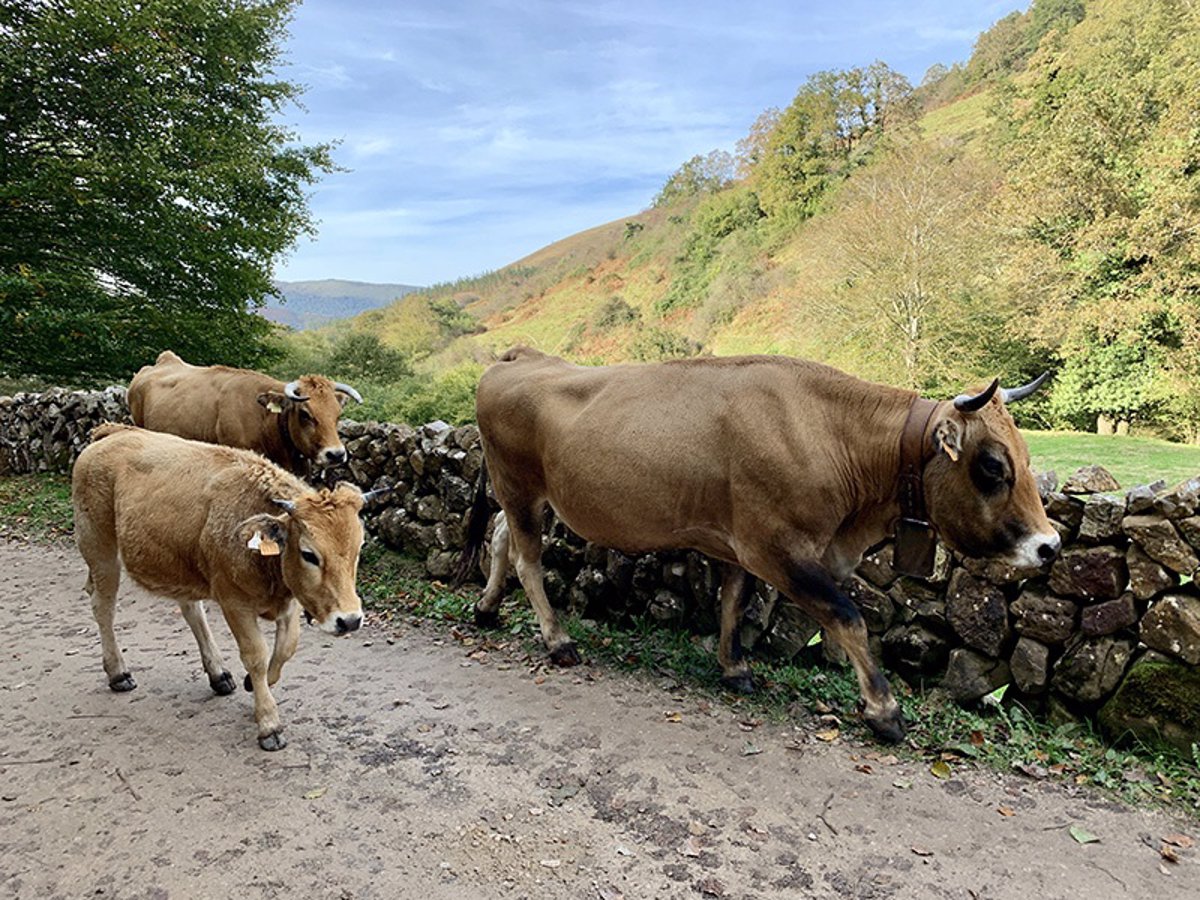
[459,347,1059,741]
[127,350,362,475]
[73,424,384,750]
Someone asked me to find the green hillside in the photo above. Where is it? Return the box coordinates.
[285,0,1200,438]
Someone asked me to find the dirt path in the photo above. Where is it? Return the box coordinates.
[0,539,1195,899]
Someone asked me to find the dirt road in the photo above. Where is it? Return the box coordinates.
[0,539,1195,899]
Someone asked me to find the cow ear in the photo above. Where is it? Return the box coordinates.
[257,391,287,415]
[237,513,289,556]
[932,416,964,463]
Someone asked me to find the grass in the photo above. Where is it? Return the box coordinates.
[0,473,73,542]
[6,470,1200,819]
[1024,430,1200,489]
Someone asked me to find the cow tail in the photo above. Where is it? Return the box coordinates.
[452,456,492,588]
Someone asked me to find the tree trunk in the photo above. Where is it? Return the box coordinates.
[1096,414,1114,435]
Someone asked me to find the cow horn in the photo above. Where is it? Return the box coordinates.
[283,380,309,402]
[332,382,363,404]
[1000,371,1050,404]
[272,498,297,514]
[953,378,1000,413]
[361,486,396,505]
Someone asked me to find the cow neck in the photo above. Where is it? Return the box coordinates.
[893,396,940,577]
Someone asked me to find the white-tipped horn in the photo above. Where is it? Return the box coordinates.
[360,486,396,505]
[332,382,363,404]
[1001,372,1051,404]
[953,378,1000,413]
[272,498,297,514]
[283,380,308,401]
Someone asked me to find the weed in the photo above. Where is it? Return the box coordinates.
[0,474,73,542]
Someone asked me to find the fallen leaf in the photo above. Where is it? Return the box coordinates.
[539,859,562,869]
[664,711,683,723]
[687,820,707,836]
[854,764,874,775]
[815,728,839,742]
[969,729,985,747]
[1069,825,1100,845]
[1163,833,1195,849]
[1160,844,1180,864]
[738,719,761,731]
[997,806,1015,817]
[615,846,632,857]
[597,886,625,900]
[680,836,703,858]
[930,761,952,780]
[911,845,934,857]
[741,743,763,757]
[696,876,727,897]
[1014,762,1049,780]
[892,778,913,790]
[302,787,327,800]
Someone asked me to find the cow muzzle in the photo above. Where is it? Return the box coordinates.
[1008,530,1061,569]
[320,446,347,465]
[316,611,363,635]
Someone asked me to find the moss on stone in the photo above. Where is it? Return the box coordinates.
[1099,654,1200,753]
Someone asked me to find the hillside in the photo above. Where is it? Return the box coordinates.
[264,279,420,330]
[298,0,1200,440]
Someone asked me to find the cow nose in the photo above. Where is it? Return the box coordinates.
[323,447,346,464]
[1037,535,1061,563]
[335,613,362,634]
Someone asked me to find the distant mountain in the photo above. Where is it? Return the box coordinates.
[263,279,422,330]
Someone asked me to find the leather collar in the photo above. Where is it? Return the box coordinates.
[893,397,940,577]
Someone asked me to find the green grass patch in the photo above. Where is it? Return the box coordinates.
[0,473,73,542]
[1023,430,1200,489]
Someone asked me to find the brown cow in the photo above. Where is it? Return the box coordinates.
[73,424,383,750]
[127,350,362,475]
[459,347,1059,742]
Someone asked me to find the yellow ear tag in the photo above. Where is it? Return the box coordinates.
[247,531,281,556]
[266,400,283,414]
[944,445,960,463]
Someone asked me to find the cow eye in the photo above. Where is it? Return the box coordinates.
[300,549,320,567]
[980,455,1005,478]
[298,409,314,426]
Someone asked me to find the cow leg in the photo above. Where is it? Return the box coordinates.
[177,601,235,695]
[267,599,300,687]
[506,507,579,666]
[760,557,903,742]
[474,511,511,628]
[84,559,135,692]
[717,565,756,694]
[218,603,286,750]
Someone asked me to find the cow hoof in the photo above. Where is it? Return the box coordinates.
[474,606,502,629]
[108,673,137,692]
[210,671,236,696]
[258,731,287,752]
[720,673,756,695]
[244,673,254,693]
[548,642,581,667]
[865,713,906,744]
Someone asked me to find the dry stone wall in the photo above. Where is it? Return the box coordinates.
[2,388,1197,749]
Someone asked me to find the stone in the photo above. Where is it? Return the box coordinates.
[1152,476,1200,520]
[1048,545,1127,600]
[1121,515,1199,575]
[882,624,950,682]
[857,544,898,588]
[960,555,1043,585]
[844,576,895,634]
[1062,464,1120,494]
[1125,544,1177,601]
[762,603,821,661]
[1009,637,1051,694]
[1099,651,1200,753]
[1176,515,1200,552]
[1077,493,1126,543]
[1050,635,1135,704]
[945,570,1010,656]
[649,589,686,624]
[1079,593,1137,637]
[1125,481,1167,515]
[415,494,445,522]
[1044,492,1084,533]
[1034,469,1058,498]
[1139,593,1200,664]
[942,648,1010,703]
[1010,588,1078,645]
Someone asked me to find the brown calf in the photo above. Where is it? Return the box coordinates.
[73,424,380,750]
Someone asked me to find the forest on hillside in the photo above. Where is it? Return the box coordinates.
[299,0,1200,439]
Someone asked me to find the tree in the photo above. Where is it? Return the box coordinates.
[651,150,735,208]
[0,0,334,380]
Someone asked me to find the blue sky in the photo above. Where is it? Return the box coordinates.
[274,0,1022,286]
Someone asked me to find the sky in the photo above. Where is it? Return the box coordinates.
[274,0,1023,287]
